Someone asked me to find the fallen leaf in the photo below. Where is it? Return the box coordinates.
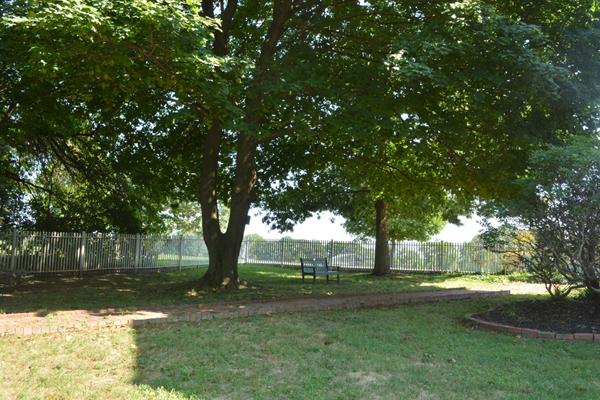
[402,336,410,342]
[324,341,332,346]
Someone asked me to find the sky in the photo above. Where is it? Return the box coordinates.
[244,208,485,243]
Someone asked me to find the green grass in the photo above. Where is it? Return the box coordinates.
[1,266,595,399]
[1,265,523,314]
[152,255,208,266]
[2,295,599,399]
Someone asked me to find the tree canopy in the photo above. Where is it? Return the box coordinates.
[255,143,468,275]
[2,0,599,288]
[1,0,234,233]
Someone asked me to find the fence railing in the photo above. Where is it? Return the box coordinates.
[0,230,512,276]
[0,230,208,276]
[240,238,510,274]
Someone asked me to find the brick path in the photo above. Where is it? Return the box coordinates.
[0,288,513,336]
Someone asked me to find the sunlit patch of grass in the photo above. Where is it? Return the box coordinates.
[184,289,202,298]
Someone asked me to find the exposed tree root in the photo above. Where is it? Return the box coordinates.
[371,271,392,277]
[183,273,254,291]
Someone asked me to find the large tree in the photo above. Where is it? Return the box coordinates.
[342,194,464,275]
[2,0,599,289]
[256,145,468,276]
[257,1,600,277]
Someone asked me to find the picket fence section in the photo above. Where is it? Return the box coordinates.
[0,231,510,276]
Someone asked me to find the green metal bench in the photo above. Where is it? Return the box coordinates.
[300,257,340,284]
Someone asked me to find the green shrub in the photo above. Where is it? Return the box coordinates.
[570,287,594,301]
[0,268,34,285]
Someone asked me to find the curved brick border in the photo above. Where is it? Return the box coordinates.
[464,300,600,342]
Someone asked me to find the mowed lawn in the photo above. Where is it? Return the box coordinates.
[1,266,599,399]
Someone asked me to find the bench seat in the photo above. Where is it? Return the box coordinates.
[300,257,340,284]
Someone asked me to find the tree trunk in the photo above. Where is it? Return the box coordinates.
[372,199,391,276]
[590,279,600,316]
[196,233,250,289]
[593,292,600,317]
[188,0,292,289]
[192,119,258,290]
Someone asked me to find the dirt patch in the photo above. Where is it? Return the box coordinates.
[348,371,390,385]
[467,282,548,294]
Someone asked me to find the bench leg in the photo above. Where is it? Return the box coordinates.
[326,275,329,284]
[313,274,316,284]
[337,273,340,284]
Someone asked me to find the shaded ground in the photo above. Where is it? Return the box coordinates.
[1,266,528,314]
[477,299,600,334]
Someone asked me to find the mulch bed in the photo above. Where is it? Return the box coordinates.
[477,300,600,334]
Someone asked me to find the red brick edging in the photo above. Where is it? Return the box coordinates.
[464,300,600,342]
[0,288,509,336]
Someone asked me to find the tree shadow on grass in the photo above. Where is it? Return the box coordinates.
[129,279,458,399]
[0,266,465,314]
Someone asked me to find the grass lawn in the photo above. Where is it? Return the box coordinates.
[1,264,518,314]
[2,296,600,399]
[2,265,597,399]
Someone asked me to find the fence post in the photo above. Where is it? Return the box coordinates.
[390,239,395,271]
[9,228,17,272]
[440,242,444,272]
[178,234,184,271]
[329,239,334,261]
[78,232,86,278]
[244,237,249,264]
[280,237,285,267]
[134,233,141,273]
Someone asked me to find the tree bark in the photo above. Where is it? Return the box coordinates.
[593,292,600,317]
[588,248,600,316]
[372,199,391,276]
[193,119,258,290]
[590,279,600,316]
[189,0,295,289]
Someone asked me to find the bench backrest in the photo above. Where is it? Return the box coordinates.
[301,257,328,273]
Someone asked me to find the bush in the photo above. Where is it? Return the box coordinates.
[0,268,34,286]
[481,139,600,308]
[571,287,595,301]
